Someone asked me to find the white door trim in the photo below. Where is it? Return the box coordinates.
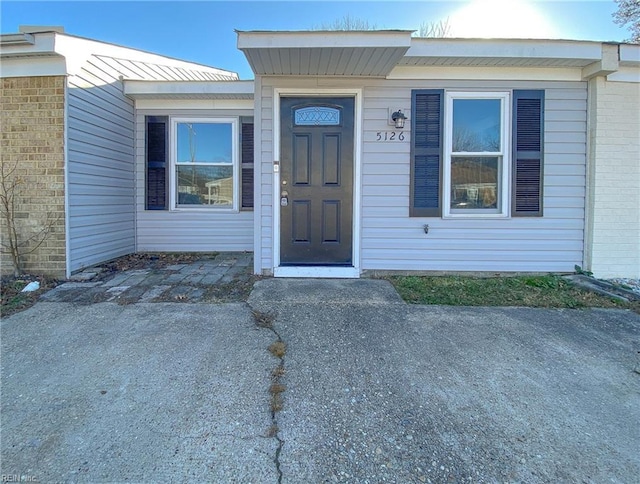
[272,88,363,278]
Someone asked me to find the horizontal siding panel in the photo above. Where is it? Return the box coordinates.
[362,238,582,252]
[545,110,586,122]
[363,217,584,230]
[68,95,133,132]
[363,196,408,207]
[363,163,409,176]
[545,142,585,154]
[67,140,133,165]
[68,168,133,185]
[69,204,134,217]
[362,248,582,262]
[544,164,585,176]
[363,174,409,186]
[546,121,586,133]
[362,227,583,240]
[136,211,253,252]
[68,151,133,176]
[68,105,134,142]
[363,260,579,273]
[70,229,135,251]
[68,126,134,156]
[545,131,586,144]
[69,221,134,239]
[68,183,134,196]
[70,213,136,227]
[71,241,133,272]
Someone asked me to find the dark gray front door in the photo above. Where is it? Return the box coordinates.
[280,97,354,266]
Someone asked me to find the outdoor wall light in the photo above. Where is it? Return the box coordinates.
[391,109,407,129]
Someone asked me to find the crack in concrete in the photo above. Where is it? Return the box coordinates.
[249,304,285,484]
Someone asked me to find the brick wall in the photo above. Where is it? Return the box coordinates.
[586,76,640,279]
[0,76,67,278]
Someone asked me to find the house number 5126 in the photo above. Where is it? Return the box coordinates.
[376,131,405,141]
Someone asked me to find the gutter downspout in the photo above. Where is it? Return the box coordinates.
[63,73,71,279]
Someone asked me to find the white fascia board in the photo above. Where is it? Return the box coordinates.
[620,44,640,66]
[0,31,56,56]
[134,99,255,110]
[405,38,604,63]
[0,55,66,77]
[387,65,584,82]
[237,30,413,49]
[607,67,640,83]
[124,80,254,98]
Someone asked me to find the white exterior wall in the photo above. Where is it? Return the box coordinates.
[257,76,587,274]
[586,76,640,279]
[66,55,136,272]
[135,108,254,252]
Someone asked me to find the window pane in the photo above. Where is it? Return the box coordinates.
[452,99,501,152]
[294,106,340,126]
[177,123,232,164]
[450,156,499,210]
[177,165,233,207]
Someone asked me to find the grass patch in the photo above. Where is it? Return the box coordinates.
[268,341,286,359]
[389,274,637,311]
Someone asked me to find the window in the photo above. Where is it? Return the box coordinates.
[145,116,254,211]
[172,118,237,209]
[410,89,544,218]
[444,92,510,217]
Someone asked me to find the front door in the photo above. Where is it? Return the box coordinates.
[280,97,354,266]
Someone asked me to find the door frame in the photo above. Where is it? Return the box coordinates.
[272,88,363,278]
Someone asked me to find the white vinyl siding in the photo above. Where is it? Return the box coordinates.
[66,55,136,272]
[257,77,586,274]
[135,110,254,252]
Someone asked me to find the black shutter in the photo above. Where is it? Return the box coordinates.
[241,119,254,210]
[146,116,168,210]
[512,90,544,216]
[410,90,443,217]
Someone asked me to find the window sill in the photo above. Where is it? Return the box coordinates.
[443,212,510,220]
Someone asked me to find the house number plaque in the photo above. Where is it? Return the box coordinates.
[376,131,406,141]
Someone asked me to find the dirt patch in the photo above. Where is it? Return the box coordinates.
[1,275,60,318]
[92,253,217,281]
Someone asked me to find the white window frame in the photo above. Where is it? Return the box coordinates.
[169,117,239,211]
[443,91,511,218]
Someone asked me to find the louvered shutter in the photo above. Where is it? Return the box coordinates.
[146,116,168,210]
[241,119,254,210]
[411,90,444,217]
[512,90,544,217]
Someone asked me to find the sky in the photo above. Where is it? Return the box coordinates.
[0,1,632,79]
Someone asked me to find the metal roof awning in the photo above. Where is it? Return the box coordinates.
[237,30,413,77]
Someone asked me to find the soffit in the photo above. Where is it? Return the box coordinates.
[237,30,413,77]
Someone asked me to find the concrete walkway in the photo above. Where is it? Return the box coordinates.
[2,278,639,483]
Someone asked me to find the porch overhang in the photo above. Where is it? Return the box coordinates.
[123,80,254,99]
[237,30,413,77]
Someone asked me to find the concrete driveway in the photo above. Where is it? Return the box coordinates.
[2,278,639,483]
